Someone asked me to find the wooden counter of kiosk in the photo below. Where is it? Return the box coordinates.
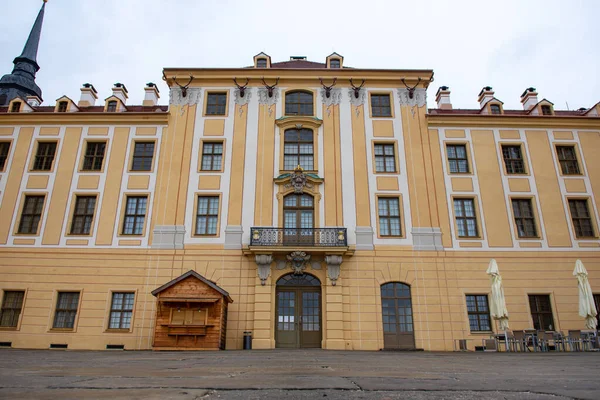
[151,270,233,350]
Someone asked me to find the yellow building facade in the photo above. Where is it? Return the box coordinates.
[1,44,599,350]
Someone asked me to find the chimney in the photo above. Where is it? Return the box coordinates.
[112,83,128,104]
[78,83,98,107]
[520,87,538,111]
[143,82,160,107]
[477,86,495,109]
[435,86,452,109]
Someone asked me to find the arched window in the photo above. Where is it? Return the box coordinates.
[283,193,314,244]
[285,91,313,116]
[284,129,313,170]
[277,273,320,286]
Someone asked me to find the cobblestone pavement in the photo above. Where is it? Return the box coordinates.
[0,349,597,399]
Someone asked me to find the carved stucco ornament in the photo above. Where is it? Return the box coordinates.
[347,88,366,117]
[234,87,252,107]
[397,88,427,108]
[284,166,314,194]
[325,255,343,286]
[255,254,273,286]
[287,251,311,275]
[321,88,342,117]
[169,87,202,106]
[258,87,279,116]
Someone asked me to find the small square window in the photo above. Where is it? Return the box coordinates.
[541,105,552,115]
[490,104,501,114]
[446,144,469,173]
[53,292,80,329]
[556,146,580,175]
[201,142,223,171]
[256,58,267,68]
[0,291,25,328]
[371,94,392,117]
[122,196,148,235]
[206,93,227,115]
[0,141,10,171]
[10,102,21,113]
[107,101,118,112]
[196,196,219,235]
[374,144,396,173]
[33,142,57,171]
[501,145,525,174]
[131,142,155,171]
[57,101,68,113]
[330,59,341,68]
[18,195,45,234]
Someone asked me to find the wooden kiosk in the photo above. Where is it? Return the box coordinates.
[151,270,232,350]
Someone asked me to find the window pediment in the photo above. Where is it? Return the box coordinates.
[275,116,322,131]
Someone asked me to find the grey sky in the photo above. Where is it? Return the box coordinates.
[1,0,598,110]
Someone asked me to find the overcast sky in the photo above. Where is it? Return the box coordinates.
[1,0,598,110]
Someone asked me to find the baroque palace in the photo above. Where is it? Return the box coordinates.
[0,3,599,351]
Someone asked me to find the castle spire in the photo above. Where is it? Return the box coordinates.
[0,1,47,105]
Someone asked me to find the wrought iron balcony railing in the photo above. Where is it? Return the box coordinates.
[250,227,348,247]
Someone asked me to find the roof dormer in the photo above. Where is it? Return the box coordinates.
[254,52,271,68]
[8,98,33,113]
[326,52,343,69]
[530,99,554,116]
[104,96,127,113]
[54,96,79,113]
[583,102,600,116]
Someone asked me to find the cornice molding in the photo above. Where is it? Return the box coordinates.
[0,113,169,125]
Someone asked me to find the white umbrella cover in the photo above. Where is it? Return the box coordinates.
[573,259,598,330]
[486,259,509,330]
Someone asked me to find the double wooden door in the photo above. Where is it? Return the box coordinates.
[276,287,321,348]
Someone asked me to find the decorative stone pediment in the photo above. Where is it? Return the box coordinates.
[275,116,323,131]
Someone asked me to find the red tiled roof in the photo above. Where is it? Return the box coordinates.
[270,60,327,69]
[428,108,587,117]
[0,105,168,114]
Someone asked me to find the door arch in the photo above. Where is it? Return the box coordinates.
[381,282,415,349]
[275,273,322,348]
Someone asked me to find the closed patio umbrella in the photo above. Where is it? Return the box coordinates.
[573,259,598,330]
[486,259,509,330]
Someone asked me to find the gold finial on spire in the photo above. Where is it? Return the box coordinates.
[43,0,48,3]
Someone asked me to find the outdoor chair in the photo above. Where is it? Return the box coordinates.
[536,331,552,352]
[552,331,567,352]
[567,330,584,351]
[511,330,528,352]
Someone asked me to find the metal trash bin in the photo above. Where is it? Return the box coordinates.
[243,331,252,350]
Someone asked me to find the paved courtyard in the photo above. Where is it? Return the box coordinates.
[0,349,598,399]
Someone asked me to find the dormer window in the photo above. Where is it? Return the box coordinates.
[490,104,501,115]
[10,102,21,113]
[541,105,552,115]
[257,58,267,68]
[58,101,68,113]
[330,59,341,69]
[107,101,118,112]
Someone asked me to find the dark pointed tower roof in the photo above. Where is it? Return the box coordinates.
[0,1,47,105]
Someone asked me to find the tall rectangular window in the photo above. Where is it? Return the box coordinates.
[196,196,219,235]
[109,292,134,330]
[206,93,227,115]
[556,146,580,175]
[568,199,595,238]
[0,141,10,171]
[18,195,45,234]
[501,145,525,174]
[512,199,537,238]
[82,142,106,171]
[10,102,21,113]
[454,198,478,237]
[122,196,147,235]
[378,197,401,237]
[131,142,154,171]
[0,291,25,328]
[33,142,57,171]
[284,129,313,170]
[201,142,223,171]
[446,144,469,173]
[374,144,396,173]
[529,294,554,331]
[371,94,392,117]
[466,295,491,331]
[70,196,97,235]
[53,292,80,329]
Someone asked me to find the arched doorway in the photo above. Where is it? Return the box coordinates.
[381,282,415,350]
[275,273,321,348]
